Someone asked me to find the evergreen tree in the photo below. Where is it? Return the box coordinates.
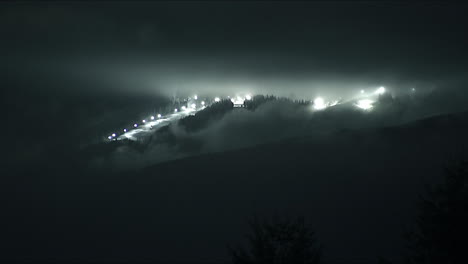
[406,160,468,264]
[229,216,322,264]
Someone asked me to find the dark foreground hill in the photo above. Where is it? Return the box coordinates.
[3,111,468,263]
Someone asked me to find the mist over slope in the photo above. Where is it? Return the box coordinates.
[88,87,468,169]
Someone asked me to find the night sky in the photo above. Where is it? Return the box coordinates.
[3,2,468,97]
[2,2,468,264]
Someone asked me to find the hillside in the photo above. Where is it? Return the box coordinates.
[5,111,466,263]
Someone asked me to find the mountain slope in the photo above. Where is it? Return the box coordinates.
[4,111,468,264]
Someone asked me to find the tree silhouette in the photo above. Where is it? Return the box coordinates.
[179,99,233,132]
[228,216,322,264]
[405,160,468,264]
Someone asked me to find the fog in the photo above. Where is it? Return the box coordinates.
[91,85,468,169]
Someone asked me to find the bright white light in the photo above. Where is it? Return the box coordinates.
[412,88,416,92]
[108,136,112,140]
[355,99,374,110]
[112,133,116,137]
[375,86,385,95]
[191,103,196,108]
[134,124,138,127]
[142,120,146,123]
[214,97,220,102]
[231,96,245,106]
[151,116,155,120]
[194,95,198,100]
[201,101,205,105]
[123,129,127,132]
[157,114,162,118]
[181,106,187,110]
[360,90,365,94]
[313,97,327,110]
[329,100,339,107]
[245,94,252,100]
[174,109,178,112]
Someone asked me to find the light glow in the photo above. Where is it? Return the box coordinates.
[151,116,154,120]
[355,99,374,110]
[375,86,385,95]
[174,109,178,112]
[142,120,146,123]
[191,103,196,108]
[157,114,162,118]
[134,124,138,127]
[214,97,220,102]
[313,97,327,110]
[245,94,252,100]
[231,96,245,106]
[112,133,116,137]
[201,101,205,105]
[194,95,198,100]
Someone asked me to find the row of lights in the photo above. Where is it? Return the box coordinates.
[108,110,172,140]
[107,94,228,140]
